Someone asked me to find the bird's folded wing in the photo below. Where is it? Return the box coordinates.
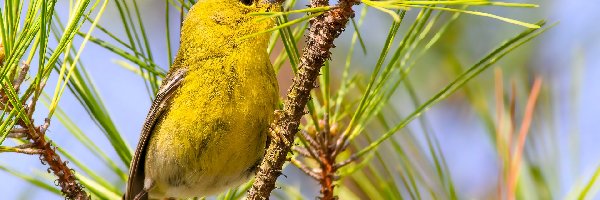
[124,68,187,200]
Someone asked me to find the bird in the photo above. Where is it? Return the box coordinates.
[123,0,279,198]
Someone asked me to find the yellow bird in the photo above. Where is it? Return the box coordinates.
[124,0,279,199]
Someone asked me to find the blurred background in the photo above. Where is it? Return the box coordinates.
[0,0,599,199]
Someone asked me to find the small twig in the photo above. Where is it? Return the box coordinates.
[1,82,88,199]
[8,128,29,138]
[317,130,328,154]
[27,80,47,119]
[331,137,349,158]
[322,115,331,137]
[13,62,30,92]
[9,127,30,133]
[292,146,319,160]
[0,146,43,155]
[290,158,322,180]
[301,130,320,148]
[0,32,87,199]
[22,118,89,199]
[7,132,28,138]
[333,154,358,169]
[8,126,41,139]
[15,143,36,149]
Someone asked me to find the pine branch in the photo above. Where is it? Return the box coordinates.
[0,54,89,199]
[246,0,359,198]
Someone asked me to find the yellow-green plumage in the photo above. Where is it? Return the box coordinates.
[124,0,278,199]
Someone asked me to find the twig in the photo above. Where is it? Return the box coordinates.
[246,0,358,198]
[7,132,28,139]
[331,136,350,158]
[34,119,89,199]
[9,127,30,133]
[332,154,358,169]
[1,73,88,199]
[290,158,321,180]
[15,143,36,149]
[301,130,320,148]
[8,126,41,138]
[292,146,319,160]
[0,146,43,155]
[13,62,30,92]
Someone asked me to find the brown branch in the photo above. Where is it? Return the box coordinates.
[13,62,30,92]
[301,130,320,149]
[333,154,358,169]
[246,0,358,198]
[33,119,89,200]
[292,146,319,160]
[296,120,347,199]
[8,129,29,139]
[290,158,321,180]
[0,145,43,155]
[15,143,36,149]
[0,63,88,199]
[8,126,44,139]
[318,150,336,200]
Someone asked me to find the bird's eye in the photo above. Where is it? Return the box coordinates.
[240,0,253,6]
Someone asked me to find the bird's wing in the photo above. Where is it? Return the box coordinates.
[124,68,187,200]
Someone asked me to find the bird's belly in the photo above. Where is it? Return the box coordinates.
[144,102,267,198]
[145,115,264,198]
[149,162,255,198]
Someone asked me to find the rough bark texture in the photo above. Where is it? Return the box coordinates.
[34,120,89,200]
[246,0,358,198]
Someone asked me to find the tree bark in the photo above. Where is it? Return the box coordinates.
[246,0,359,198]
